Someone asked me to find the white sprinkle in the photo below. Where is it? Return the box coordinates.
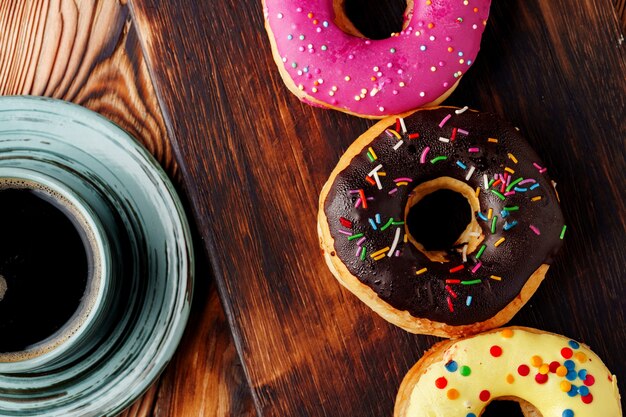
[462,244,468,263]
[370,88,379,97]
[483,173,489,190]
[368,164,383,176]
[393,140,404,150]
[455,106,469,114]
[399,117,407,133]
[465,165,476,181]
[388,227,402,257]
[373,172,383,190]
[438,137,450,143]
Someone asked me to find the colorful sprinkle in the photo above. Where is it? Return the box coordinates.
[435,377,448,389]
[490,275,502,281]
[491,216,498,233]
[562,410,574,417]
[506,374,515,384]
[450,265,464,273]
[471,262,482,274]
[340,217,353,228]
[494,237,505,247]
[535,373,548,384]
[381,218,394,231]
[387,227,402,256]
[347,233,364,241]
[529,224,541,235]
[461,279,481,285]
[447,388,459,400]
[456,161,467,169]
[460,365,472,376]
[420,146,430,164]
[430,155,448,164]
[439,114,452,127]
[479,390,490,402]
[490,345,503,357]
[560,225,567,239]
[491,190,506,200]
[445,360,459,372]
[531,356,543,367]
[518,365,530,376]
[447,296,454,312]
[501,329,514,338]
[416,267,428,275]
[465,295,472,306]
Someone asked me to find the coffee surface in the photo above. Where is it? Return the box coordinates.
[0,188,89,352]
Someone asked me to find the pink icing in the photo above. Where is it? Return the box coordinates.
[265,0,491,116]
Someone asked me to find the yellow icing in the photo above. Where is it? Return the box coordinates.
[404,328,622,417]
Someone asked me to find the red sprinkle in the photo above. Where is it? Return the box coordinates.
[445,285,458,298]
[339,217,352,228]
[581,393,593,404]
[549,361,560,373]
[561,347,573,359]
[447,296,454,312]
[396,118,401,132]
[359,189,367,209]
[535,373,548,384]
[435,377,447,389]
[518,365,530,376]
[490,345,502,357]
[445,279,461,284]
[450,128,458,141]
[409,133,420,139]
[584,375,595,386]
[479,390,490,402]
[449,265,464,273]
[365,176,376,186]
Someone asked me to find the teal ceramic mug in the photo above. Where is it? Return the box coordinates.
[0,96,193,416]
[0,169,113,372]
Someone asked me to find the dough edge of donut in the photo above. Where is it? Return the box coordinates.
[317,108,549,338]
[262,1,461,119]
[392,326,569,417]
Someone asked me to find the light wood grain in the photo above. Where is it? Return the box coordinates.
[128,0,626,416]
[0,1,253,416]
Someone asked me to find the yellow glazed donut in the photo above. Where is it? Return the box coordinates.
[395,327,622,417]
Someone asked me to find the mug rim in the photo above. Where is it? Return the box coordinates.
[0,169,109,368]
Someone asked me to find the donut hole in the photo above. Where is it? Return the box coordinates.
[337,0,407,39]
[407,190,470,251]
[482,400,525,417]
[405,177,483,263]
[482,398,543,417]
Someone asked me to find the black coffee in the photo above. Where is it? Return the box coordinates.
[0,185,90,352]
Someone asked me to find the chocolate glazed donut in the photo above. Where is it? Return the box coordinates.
[318,107,565,337]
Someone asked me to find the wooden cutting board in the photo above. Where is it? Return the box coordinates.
[128,0,626,415]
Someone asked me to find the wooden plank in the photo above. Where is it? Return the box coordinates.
[0,2,252,416]
[129,0,626,416]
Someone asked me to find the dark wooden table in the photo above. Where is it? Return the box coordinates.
[2,1,625,416]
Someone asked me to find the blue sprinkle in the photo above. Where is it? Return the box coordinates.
[467,414,477,417]
[368,218,377,230]
[458,51,464,57]
[500,210,509,218]
[564,360,576,370]
[566,370,578,381]
[457,161,467,170]
[503,220,518,231]
[375,213,381,224]
[530,183,540,190]
[467,60,472,65]
[323,21,329,27]
[445,360,458,372]
[569,340,580,349]
[578,386,590,396]
[287,34,293,40]
[562,409,574,417]
[466,295,472,306]
[477,212,488,221]
[567,385,579,396]
[513,187,528,192]
[420,45,427,51]
[578,369,588,379]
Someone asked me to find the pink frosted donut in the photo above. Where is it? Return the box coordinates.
[263,1,492,118]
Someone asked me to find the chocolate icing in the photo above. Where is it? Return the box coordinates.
[323,107,564,325]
